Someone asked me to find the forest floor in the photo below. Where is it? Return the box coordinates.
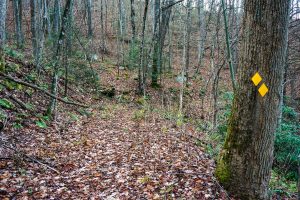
[0,55,233,199]
[1,101,229,199]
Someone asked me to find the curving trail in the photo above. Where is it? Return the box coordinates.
[0,104,228,199]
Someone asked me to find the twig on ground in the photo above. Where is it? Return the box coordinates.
[0,142,60,174]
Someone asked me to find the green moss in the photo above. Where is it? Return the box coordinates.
[223,102,252,153]
[215,152,231,185]
[0,54,5,72]
[223,112,236,150]
[215,109,235,186]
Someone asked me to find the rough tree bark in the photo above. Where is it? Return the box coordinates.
[0,0,7,70]
[13,0,24,48]
[86,0,93,38]
[130,0,136,41]
[47,0,73,117]
[197,0,205,69]
[42,0,51,39]
[184,0,192,85]
[64,0,74,97]
[53,0,61,36]
[151,0,161,87]
[158,0,175,75]
[151,0,182,87]
[215,0,290,199]
[30,0,41,71]
[100,0,107,53]
[138,0,149,94]
[0,0,7,49]
[118,0,126,67]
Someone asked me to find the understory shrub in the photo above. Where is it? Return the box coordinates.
[274,105,300,180]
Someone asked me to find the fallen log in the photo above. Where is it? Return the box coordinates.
[0,73,89,108]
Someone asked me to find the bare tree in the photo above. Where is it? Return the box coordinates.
[138,0,150,94]
[0,0,7,49]
[151,0,161,87]
[184,0,192,85]
[86,0,93,38]
[100,0,107,54]
[197,0,206,70]
[53,0,61,36]
[31,0,42,72]
[47,0,74,117]
[13,0,24,48]
[130,0,136,41]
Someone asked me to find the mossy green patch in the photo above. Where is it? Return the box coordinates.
[215,151,231,185]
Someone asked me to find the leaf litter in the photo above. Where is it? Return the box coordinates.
[0,102,230,199]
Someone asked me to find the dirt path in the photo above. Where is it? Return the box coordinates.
[0,103,228,199]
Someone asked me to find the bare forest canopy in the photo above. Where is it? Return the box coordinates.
[0,0,300,199]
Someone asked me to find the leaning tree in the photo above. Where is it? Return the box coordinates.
[215,0,290,199]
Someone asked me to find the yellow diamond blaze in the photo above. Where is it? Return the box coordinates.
[258,83,268,97]
[252,72,262,86]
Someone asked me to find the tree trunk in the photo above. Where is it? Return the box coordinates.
[118,0,125,67]
[47,0,73,117]
[0,0,7,49]
[151,0,161,87]
[158,1,173,75]
[210,6,222,128]
[86,0,92,38]
[221,0,236,89]
[130,0,136,41]
[167,18,173,72]
[138,0,149,94]
[184,0,192,86]
[215,0,290,199]
[118,0,126,37]
[151,0,178,87]
[197,0,205,69]
[0,0,7,70]
[42,0,51,39]
[13,0,24,48]
[129,0,136,68]
[100,0,107,54]
[64,0,74,97]
[195,0,215,75]
[31,0,42,72]
[53,0,61,36]
[37,0,45,67]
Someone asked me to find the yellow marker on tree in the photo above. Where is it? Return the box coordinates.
[251,72,269,97]
[258,83,268,97]
[251,72,262,86]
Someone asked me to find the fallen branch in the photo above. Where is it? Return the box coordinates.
[8,94,31,111]
[0,73,89,108]
[0,142,60,174]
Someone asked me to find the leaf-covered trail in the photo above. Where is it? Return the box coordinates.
[1,103,228,199]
